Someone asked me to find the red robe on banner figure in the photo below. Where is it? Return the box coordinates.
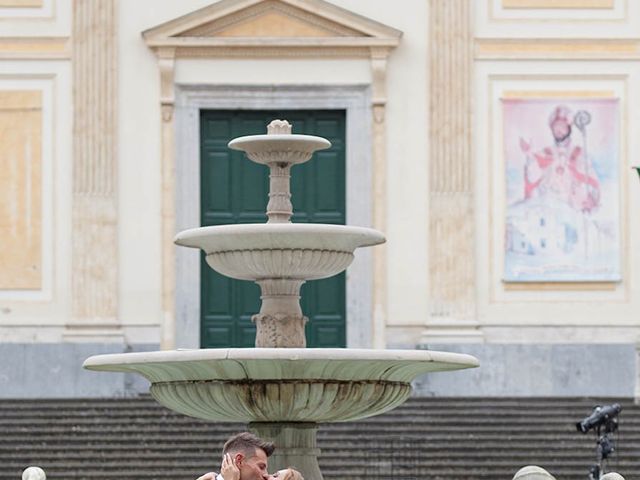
[519,105,600,214]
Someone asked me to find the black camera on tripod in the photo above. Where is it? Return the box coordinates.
[576,403,622,480]
[576,404,621,434]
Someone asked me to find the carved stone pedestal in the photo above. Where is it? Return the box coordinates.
[253,278,307,348]
[253,313,308,348]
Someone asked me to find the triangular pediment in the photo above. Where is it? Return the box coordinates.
[143,0,401,55]
[177,0,363,38]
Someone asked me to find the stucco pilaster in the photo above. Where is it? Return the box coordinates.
[65,0,121,341]
[422,0,482,343]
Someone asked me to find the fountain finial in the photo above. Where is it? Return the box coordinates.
[267,119,292,135]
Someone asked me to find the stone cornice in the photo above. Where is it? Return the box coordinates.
[172,46,372,58]
[145,35,400,49]
[476,38,640,60]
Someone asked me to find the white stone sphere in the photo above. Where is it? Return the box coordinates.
[513,465,556,480]
[601,473,625,480]
[22,466,46,480]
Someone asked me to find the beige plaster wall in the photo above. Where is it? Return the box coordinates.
[474,64,640,344]
[0,90,42,290]
[3,0,637,349]
[472,2,640,345]
[0,62,72,343]
[393,0,640,348]
[0,0,70,36]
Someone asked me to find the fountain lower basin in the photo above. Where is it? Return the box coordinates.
[83,348,478,422]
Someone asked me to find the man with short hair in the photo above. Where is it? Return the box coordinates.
[196,432,275,480]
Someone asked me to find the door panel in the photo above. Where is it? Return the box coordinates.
[200,110,346,348]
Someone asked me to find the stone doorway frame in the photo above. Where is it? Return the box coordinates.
[174,84,375,349]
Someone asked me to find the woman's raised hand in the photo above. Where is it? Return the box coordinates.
[221,453,240,480]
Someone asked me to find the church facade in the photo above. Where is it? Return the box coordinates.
[1,0,639,398]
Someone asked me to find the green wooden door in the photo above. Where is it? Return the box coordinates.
[200,110,346,348]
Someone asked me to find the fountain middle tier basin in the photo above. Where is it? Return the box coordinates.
[83,348,478,423]
[174,223,385,281]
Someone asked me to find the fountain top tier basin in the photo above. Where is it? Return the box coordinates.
[227,118,331,167]
[228,134,331,166]
[83,348,478,423]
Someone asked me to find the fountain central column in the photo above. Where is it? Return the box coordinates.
[236,120,317,348]
[250,422,322,478]
[266,163,293,224]
[261,119,302,226]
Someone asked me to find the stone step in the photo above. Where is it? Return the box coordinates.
[0,396,628,407]
[0,439,618,448]
[11,403,567,410]
[1,431,635,441]
[0,397,636,480]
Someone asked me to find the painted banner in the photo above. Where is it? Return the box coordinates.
[503,97,620,282]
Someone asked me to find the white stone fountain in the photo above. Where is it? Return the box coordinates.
[83,120,478,480]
